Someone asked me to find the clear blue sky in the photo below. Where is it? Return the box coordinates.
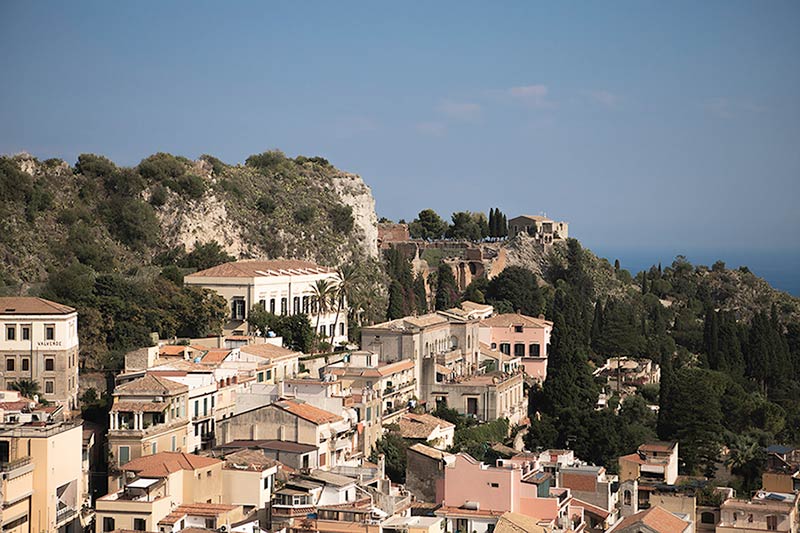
[2,1,799,257]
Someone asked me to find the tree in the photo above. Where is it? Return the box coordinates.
[408,209,448,240]
[413,273,428,314]
[329,264,360,347]
[179,241,235,271]
[485,266,544,316]
[725,432,766,493]
[329,205,354,234]
[369,427,409,483]
[310,279,336,350]
[9,379,41,400]
[249,307,313,352]
[435,263,458,310]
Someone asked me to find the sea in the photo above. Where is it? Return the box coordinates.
[589,247,800,298]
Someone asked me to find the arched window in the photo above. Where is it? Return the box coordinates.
[623,490,632,506]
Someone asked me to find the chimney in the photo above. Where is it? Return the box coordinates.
[378,453,386,479]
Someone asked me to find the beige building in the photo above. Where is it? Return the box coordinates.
[717,490,799,533]
[0,297,80,410]
[221,449,279,512]
[96,451,229,532]
[0,414,86,533]
[184,259,348,344]
[107,374,191,489]
[508,215,569,242]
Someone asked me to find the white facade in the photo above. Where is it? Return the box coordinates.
[184,260,348,347]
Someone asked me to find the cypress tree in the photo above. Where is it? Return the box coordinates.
[590,300,604,354]
[413,273,428,315]
[641,272,649,294]
[489,208,497,239]
[614,259,620,272]
[435,263,458,311]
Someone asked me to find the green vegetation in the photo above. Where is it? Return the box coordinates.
[248,306,314,352]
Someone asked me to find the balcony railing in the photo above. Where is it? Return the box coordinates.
[0,456,32,473]
[56,506,78,525]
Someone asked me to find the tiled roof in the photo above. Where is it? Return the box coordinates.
[405,313,449,328]
[272,399,342,425]
[436,505,506,519]
[572,498,610,519]
[639,441,676,453]
[159,345,190,356]
[121,452,221,477]
[480,313,552,329]
[200,349,232,364]
[0,297,75,315]
[618,453,646,465]
[224,449,280,471]
[185,260,333,278]
[398,413,454,439]
[219,439,318,453]
[511,215,551,223]
[611,506,689,533]
[114,374,188,396]
[110,401,170,413]
[240,343,300,361]
[158,503,237,525]
[408,443,454,461]
[479,342,515,362]
[461,301,494,312]
[494,511,548,533]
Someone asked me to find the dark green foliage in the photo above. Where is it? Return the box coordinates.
[245,150,288,171]
[594,298,643,357]
[256,196,276,215]
[103,197,160,250]
[445,211,487,241]
[0,157,34,203]
[160,265,184,285]
[293,205,316,223]
[408,209,448,240]
[461,276,487,304]
[137,152,185,182]
[384,248,419,319]
[165,173,206,199]
[150,185,168,206]
[485,266,544,316]
[369,426,408,483]
[65,221,116,271]
[200,154,227,175]
[180,241,235,271]
[75,153,116,179]
[435,263,458,311]
[414,273,428,314]
[329,204,354,234]
[248,307,313,352]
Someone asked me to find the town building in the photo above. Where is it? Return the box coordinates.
[717,490,799,533]
[107,374,191,489]
[405,443,454,504]
[607,505,692,533]
[0,297,80,410]
[593,358,660,397]
[479,313,552,382]
[184,259,348,345]
[0,410,86,533]
[508,216,569,243]
[397,412,455,450]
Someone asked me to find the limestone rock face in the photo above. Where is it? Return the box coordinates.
[329,171,379,259]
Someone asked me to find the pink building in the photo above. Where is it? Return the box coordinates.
[437,453,585,533]
[479,314,553,382]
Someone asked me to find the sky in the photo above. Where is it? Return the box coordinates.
[1,1,799,280]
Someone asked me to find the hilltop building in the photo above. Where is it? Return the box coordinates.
[508,215,569,243]
[184,259,348,345]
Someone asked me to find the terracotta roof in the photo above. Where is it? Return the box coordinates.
[110,401,170,413]
[494,511,548,533]
[272,399,342,424]
[560,471,598,493]
[480,313,552,329]
[0,297,75,315]
[159,345,190,356]
[479,342,515,362]
[219,439,318,453]
[572,498,610,519]
[461,301,494,312]
[405,313,449,328]
[114,374,188,396]
[377,359,415,375]
[158,503,237,525]
[200,349,232,363]
[611,506,689,533]
[436,505,506,518]
[512,215,551,223]
[619,453,646,465]
[408,443,454,461]
[224,449,281,471]
[149,359,212,373]
[639,441,676,453]
[398,413,455,439]
[121,452,221,477]
[185,260,333,278]
[240,343,300,361]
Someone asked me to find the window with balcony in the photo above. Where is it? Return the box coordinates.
[232,298,246,320]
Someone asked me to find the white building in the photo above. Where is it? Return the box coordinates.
[184,260,348,346]
[0,297,80,410]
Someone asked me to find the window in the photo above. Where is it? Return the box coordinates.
[232,298,246,320]
[21,358,29,371]
[499,343,510,355]
[514,343,525,357]
[319,325,326,335]
[151,442,157,454]
[203,397,208,416]
[205,518,215,529]
[340,322,345,336]
[265,369,272,380]
[293,297,301,315]
[366,407,372,421]
[264,476,270,489]
[303,296,310,313]
[623,490,632,506]
[701,512,716,525]
[194,400,199,417]
[103,517,115,532]
[319,453,326,466]
[45,325,55,340]
[172,435,177,451]
[45,357,54,371]
[490,482,499,488]
[269,299,276,314]
[259,299,266,310]
[133,518,146,531]
[514,325,523,333]
[118,446,130,465]
[329,324,335,337]
[529,343,541,357]
[6,358,14,372]
[467,397,478,416]
[45,380,54,394]
[257,372,264,383]
[21,325,30,340]
[767,515,778,530]
[6,325,15,341]
[491,342,497,349]
[280,298,288,315]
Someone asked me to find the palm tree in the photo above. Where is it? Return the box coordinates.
[726,433,764,492]
[310,279,335,352]
[9,379,41,400]
[329,264,361,348]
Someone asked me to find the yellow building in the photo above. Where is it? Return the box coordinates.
[96,451,226,532]
[107,374,191,490]
[0,415,86,533]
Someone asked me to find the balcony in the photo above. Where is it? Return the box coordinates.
[56,506,78,525]
[0,456,33,477]
[383,380,416,398]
